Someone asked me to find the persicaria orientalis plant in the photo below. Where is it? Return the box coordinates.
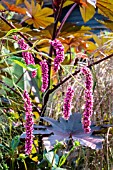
[23,90,34,155]
[1,1,112,167]
[18,38,37,78]
[40,59,49,92]
[81,66,93,133]
[50,39,65,72]
[63,86,74,120]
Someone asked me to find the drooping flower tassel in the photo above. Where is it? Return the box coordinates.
[18,38,37,78]
[50,39,64,72]
[40,59,49,92]
[81,66,93,133]
[63,86,74,120]
[23,90,34,155]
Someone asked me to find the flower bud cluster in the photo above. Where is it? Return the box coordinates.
[40,59,49,92]
[81,66,93,133]
[18,38,36,78]
[23,90,34,155]
[63,86,74,120]
[50,39,64,72]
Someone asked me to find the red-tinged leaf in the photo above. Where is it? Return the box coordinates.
[72,0,87,6]
[2,0,26,14]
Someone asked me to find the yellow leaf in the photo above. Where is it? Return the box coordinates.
[33,111,40,120]
[97,0,113,20]
[23,0,54,28]
[14,112,19,119]
[30,140,38,162]
[80,2,95,22]
[16,0,24,5]
[0,3,5,10]
[92,34,102,46]
[0,20,11,31]
[85,41,97,52]
[51,67,58,85]
[63,0,74,8]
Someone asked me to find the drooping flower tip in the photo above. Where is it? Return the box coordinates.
[13,35,18,41]
[40,59,49,92]
[81,66,93,133]
[32,70,37,78]
[18,38,37,78]
[82,115,91,133]
[63,86,74,120]
[23,90,34,155]
[50,39,64,72]
[18,38,28,50]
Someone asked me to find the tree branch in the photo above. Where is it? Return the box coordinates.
[41,0,65,116]
[0,80,21,96]
[40,52,113,116]
[56,3,77,37]
[0,15,41,63]
[51,53,113,93]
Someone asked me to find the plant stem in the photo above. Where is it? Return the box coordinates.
[23,159,27,170]
[41,0,65,117]
[56,3,77,37]
[40,2,77,116]
[0,80,21,96]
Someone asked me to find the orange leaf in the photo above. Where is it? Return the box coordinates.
[72,0,87,6]
[51,66,58,85]
[2,0,26,14]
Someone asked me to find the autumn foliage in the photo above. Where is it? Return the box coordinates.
[0,0,113,169]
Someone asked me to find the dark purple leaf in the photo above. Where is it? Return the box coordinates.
[41,113,104,150]
[20,113,105,150]
[20,129,51,138]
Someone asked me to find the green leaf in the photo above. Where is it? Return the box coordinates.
[5,28,23,37]
[80,2,95,23]
[11,135,20,151]
[8,56,37,71]
[8,56,28,69]
[45,151,59,167]
[58,155,67,167]
[26,64,37,71]
[0,144,10,151]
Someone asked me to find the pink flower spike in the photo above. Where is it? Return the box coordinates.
[50,39,64,72]
[81,66,93,133]
[63,86,74,120]
[40,59,49,92]
[23,90,34,155]
[18,38,37,78]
